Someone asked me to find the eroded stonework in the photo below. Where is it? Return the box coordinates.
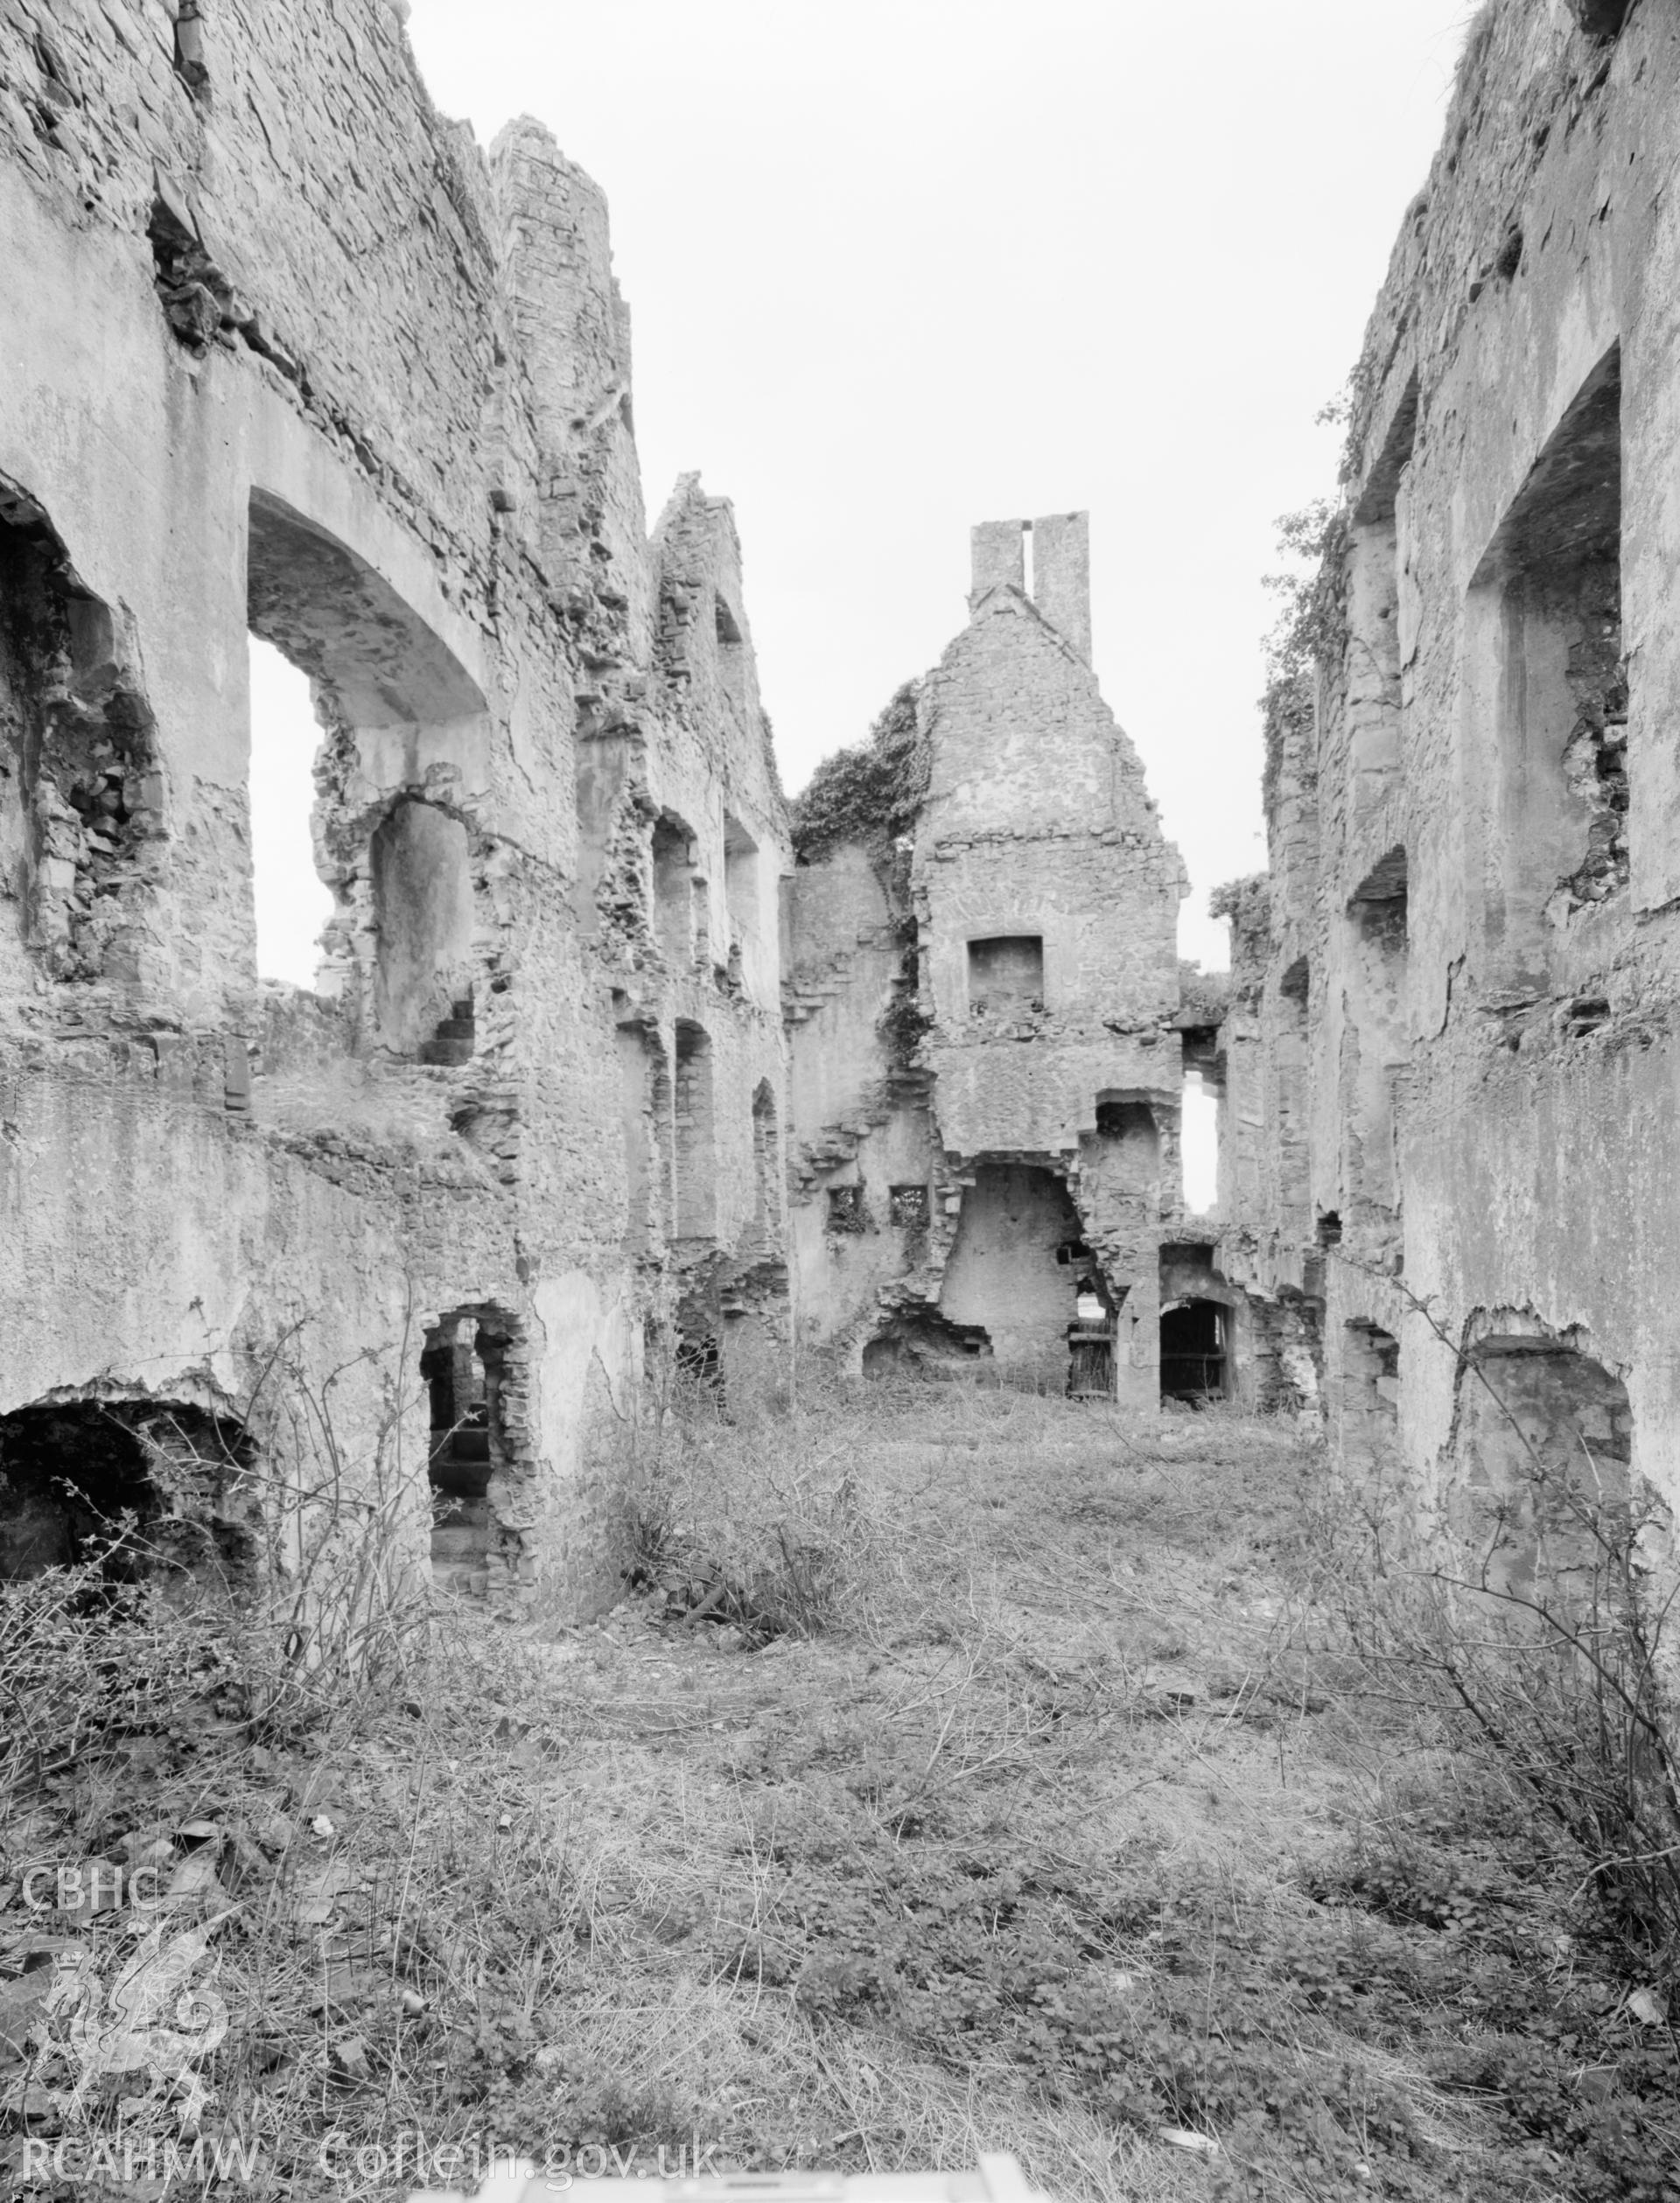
[0,0,788,1612]
[0,1,1256,1619]
[786,518,1242,1405]
[1216,0,1678,1619]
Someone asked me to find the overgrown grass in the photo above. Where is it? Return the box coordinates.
[2,1388,1676,2202]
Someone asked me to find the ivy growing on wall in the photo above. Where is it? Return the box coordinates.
[790,680,928,865]
[1262,500,1350,685]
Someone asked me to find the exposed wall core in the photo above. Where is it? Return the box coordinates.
[1215,3,1680,1647]
[0,17,793,1619]
[863,1309,993,1379]
[940,1165,1084,1385]
[0,1399,256,1591]
[0,479,162,994]
[788,512,1203,1406]
[1340,1320,1400,1485]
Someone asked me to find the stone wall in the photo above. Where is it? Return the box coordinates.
[787,514,1229,1403]
[0,0,789,1612]
[1217,0,1679,1602]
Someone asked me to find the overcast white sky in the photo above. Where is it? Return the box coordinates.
[254,0,1476,1003]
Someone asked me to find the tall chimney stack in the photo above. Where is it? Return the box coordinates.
[1029,510,1091,662]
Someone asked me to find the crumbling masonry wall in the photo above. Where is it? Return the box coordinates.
[787,515,1228,1402]
[0,0,788,1609]
[1217,0,1678,1612]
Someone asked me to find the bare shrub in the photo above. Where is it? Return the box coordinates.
[1325,1279,1680,1975]
[621,1377,878,1641]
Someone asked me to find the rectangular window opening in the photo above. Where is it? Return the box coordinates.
[1180,1069,1219,1214]
[827,1185,865,1234]
[889,1184,929,1228]
[724,812,760,949]
[715,595,749,723]
[967,934,1044,1017]
[1476,347,1625,969]
[248,637,334,990]
[673,1020,716,1241]
[652,815,697,971]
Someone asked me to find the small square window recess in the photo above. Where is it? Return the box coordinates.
[826,1185,865,1234]
[888,1185,928,1227]
[967,934,1044,1015]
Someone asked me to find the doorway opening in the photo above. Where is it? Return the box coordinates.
[1160,1299,1228,1402]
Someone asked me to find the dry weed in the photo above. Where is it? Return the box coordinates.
[3,1390,1675,2202]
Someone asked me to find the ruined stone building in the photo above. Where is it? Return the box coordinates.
[23,0,1622,1625]
[3,0,1235,1624]
[0,0,789,1608]
[784,515,1237,1408]
[1215,0,1679,1601]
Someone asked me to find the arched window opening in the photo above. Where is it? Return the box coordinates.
[245,488,486,1033]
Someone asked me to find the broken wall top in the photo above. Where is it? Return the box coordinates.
[922,582,1174,869]
[1341,0,1634,530]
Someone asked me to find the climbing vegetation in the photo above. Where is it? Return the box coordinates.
[790,681,928,865]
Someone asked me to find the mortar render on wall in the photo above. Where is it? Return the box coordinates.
[1214,0,1679,1635]
[0,0,789,1612]
[786,515,1246,1402]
